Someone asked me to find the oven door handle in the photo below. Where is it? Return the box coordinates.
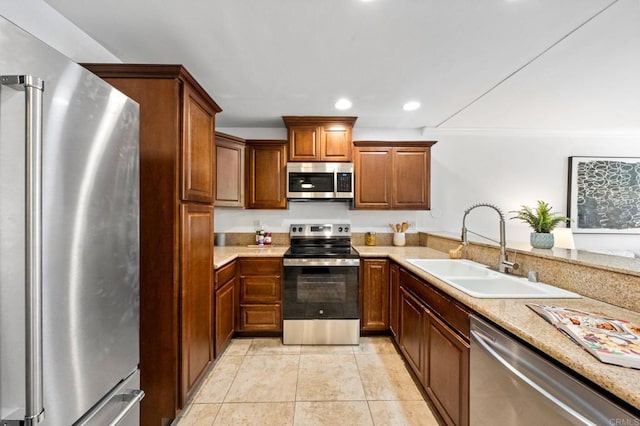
[283,258,360,267]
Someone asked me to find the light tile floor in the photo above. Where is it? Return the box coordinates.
[175,337,441,426]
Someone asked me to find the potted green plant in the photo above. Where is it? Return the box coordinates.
[510,201,570,249]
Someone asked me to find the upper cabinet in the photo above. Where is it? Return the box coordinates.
[83,64,221,204]
[245,140,288,209]
[353,141,437,210]
[215,132,245,208]
[283,116,357,162]
[182,86,217,203]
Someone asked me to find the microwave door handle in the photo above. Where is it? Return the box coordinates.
[334,170,338,197]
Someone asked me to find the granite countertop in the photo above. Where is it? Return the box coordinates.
[213,245,289,269]
[214,244,640,408]
[355,245,640,410]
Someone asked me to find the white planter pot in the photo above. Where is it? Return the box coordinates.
[530,232,554,249]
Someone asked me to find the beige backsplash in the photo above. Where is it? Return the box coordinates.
[215,231,639,312]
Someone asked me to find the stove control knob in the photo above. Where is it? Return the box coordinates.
[338,227,343,232]
[344,227,349,233]
[291,227,296,233]
[298,227,303,233]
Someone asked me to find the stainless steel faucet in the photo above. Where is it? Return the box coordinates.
[461,203,518,274]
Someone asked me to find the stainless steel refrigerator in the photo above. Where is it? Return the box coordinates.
[1,16,143,426]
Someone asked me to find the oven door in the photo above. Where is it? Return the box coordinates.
[282,258,360,344]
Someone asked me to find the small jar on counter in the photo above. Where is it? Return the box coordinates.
[365,232,377,246]
[264,232,272,246]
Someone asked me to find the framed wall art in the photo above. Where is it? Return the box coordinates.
[568,156,640,234]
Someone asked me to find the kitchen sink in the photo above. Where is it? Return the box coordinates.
[406,259,493,278]
[405,259,581,299]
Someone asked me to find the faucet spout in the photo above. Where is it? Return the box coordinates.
[461,203,518,273]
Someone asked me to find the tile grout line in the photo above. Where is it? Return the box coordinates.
[292,346,301,426]
[211,338,253,424]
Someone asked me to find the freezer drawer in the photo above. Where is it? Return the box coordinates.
[470,316,639,425]
[74,369,143,426]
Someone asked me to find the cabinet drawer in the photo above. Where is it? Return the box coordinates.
[239,258,282,275]
[214,261,237,290]
[400,269,470,339]
[240,275,281,303]
[239,304,282,331]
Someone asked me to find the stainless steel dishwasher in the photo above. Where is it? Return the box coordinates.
[470,315,639,425]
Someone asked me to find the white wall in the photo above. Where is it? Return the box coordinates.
[421,129,640,254]
[216,127,640,254]
[0,0,120,62]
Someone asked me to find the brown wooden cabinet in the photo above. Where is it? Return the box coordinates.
[82,64,221,426]
[399,268,470,426]
[180,204,214,401]
[215,132,245,207]
[283,116,357,162]
[214,261,237,357]
[245,140,287,209]
[425,313,470,426]
[399,287,425,376]
[353,141,436,210]
[361,259,390,331]
[182,86,216,203]
[237,258,282,332]
[389,262,400,342]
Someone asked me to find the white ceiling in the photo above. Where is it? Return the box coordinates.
[42,0,640,131]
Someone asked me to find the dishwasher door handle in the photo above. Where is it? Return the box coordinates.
[471,329,595,426]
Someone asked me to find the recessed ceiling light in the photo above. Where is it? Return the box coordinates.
[402,101,421,111]
[335,98,352,110]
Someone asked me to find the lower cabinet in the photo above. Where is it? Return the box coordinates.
[389,262,400,342]
[398,268,470,426]
[399,288,425,375]
[214,260,236,357]
[237,258,282,332]
[180,204,214,404]
[361,259,390,331]
[424,313,470,426]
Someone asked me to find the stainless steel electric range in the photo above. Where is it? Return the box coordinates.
[282,223,360,345]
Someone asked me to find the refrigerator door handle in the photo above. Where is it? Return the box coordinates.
[1,75,46,426]
[108,390,145,426]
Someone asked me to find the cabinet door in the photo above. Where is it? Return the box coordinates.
[425,313,470,426]
[240,275,281,303]
[289,126,319,161]
[246,141,287,209]
[393,147,430,209]
[239,304,282,331]
[180,204,214,404]
[215,133,245,207]
[389,262,400,342]
[182,85,215,203]
[354,147,393,209]
[215,278,235,357]
[361,259,390,331]
[399,288,423,376]
[321,126,351,161]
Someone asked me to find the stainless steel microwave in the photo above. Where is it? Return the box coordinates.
[287,162,354,200]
